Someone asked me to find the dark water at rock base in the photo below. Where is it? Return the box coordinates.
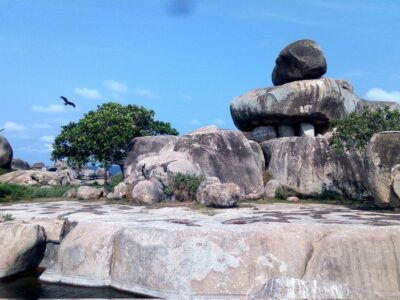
[0,271,142,299]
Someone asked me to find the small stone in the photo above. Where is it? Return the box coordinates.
[77,186,103,200]
[278,125,295,137]
[287,196,300,202]
[300,123,315,137]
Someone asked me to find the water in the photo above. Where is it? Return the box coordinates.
[0,271,141,299]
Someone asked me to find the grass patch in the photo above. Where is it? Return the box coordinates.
[0,183,73,202]
[107,174,124,190]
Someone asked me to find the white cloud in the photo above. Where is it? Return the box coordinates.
[3,121,26,131]
[365,88,400,102]
[104,79,127,94]
[75,87,103,99]
[31,104,66,113]
[134,88,160,100]
[40,135,55,143]
[212,118,226,126]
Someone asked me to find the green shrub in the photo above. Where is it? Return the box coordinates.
[275,186,289,200]
[108,174,124,190]
[0,183,72,202]
[330,106,400,155]
[164,173,204,201]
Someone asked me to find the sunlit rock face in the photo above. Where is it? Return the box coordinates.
[230,77,362,134]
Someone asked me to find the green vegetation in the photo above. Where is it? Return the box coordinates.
[0,213,14,221]
[262,170,273,184]
[108,174,124,190]
[51,102,178,184]
[164,173,204,201]
[330,106,400,155]
[0,183,72,202]
[274,186,289,200]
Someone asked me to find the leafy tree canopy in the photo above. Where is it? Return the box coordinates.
[51,102,178,174]
[330,106,400,155]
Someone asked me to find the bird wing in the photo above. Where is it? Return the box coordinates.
[60,96,68,103]
[70,102,76,108]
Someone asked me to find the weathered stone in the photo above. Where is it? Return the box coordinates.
[278,124,295,137]
[31,218,68,243]
[124,127,265,199]
[0,135,13,170]
[230,77,362,132]
[107,182,128,200]
[264,179,280,198]
[252,277,375,299]
[124,135,179,180]
[31,162,45,170]
[336,79,354,93]
[196,176,221,205]
[39,243,60,269]
[261,137,369,199]
[0,170,62,185]
[299,122,315,137]
[287,196,300,202]
[366,131,400,207]
[54,160,68,171]
[272,39,327,86]
[40,222,123,286]
[197,182,241,208]
[79,168,96,180]
[0,223,45,278]
[63,188,77,198]
[393,174,400,200]
[251,126,277,143]
[77,186,103,200]
[11,158,30,170]
[129,180,163,205]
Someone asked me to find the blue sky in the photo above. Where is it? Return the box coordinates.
[1,0,400,165]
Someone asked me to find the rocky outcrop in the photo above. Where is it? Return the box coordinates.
[261,136,369,199]
[230,77,362,132]
[272,39,327,86]
[252,277,375,299]
[11,158,30,170]
[124,126,265,202]
[0,170,79,186]
[0,135,13,170]
[0,223,45,278]
[31,162,46,170]
[196,182,241,208]
[366,131,400,207]
[77,186,103,200]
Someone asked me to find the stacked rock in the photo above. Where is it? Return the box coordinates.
[230,39,362,143]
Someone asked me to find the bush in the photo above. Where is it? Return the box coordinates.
[0,183,73,202]
[164,173,204,201]
[330,106,400,155]
[108,174,124,190]
[275,186,289,200]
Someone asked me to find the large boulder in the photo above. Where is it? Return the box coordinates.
[124,127,265,199]
[0,135,13,170]
[272,39,327,86]
[128,180,163,205]
[196,182,241,208]
[366,131,400,207]
[230,77,362,132]
[261,137,369,199]
[11,158,30,170]
[107,182,128,200]
[77,186,103,200]
[0,223,45,278]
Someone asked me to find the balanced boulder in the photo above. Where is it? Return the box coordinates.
[0,135,13,170]
[272,39,327,86]
[230,77,362,132]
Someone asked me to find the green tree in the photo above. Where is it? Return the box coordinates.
[51,102,178,183]
[330,106,400,155]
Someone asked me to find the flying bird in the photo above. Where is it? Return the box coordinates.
[60,96,76,108]
[0,128,5,133]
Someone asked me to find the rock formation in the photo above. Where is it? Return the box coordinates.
[272,39,327,86]
[11,158,30,170]
[0,135,13,170]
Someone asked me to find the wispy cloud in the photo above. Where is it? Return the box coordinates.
[134,88,160,100]
[31,104,66,113]
[104,79,127,94]
[75,87,103,99]
[3,121,26,131]
[365,88,400,102]
[40,135,55,143]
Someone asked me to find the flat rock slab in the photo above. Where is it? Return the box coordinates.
[1,201,400,298]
